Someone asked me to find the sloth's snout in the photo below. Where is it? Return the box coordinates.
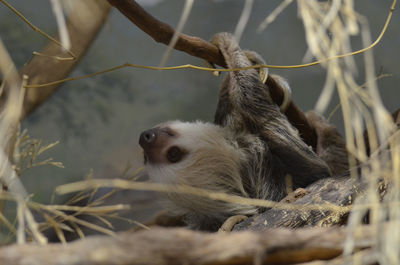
[139,129,157,147]
[139,127,166,164]
[139,125,178,164]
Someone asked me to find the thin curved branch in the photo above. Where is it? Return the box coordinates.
[107,0,318,149]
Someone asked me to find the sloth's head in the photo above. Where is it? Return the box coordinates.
[139,121,243,186]
[139,121,253,217]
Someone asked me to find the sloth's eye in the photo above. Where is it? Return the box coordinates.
[166,146,184,163]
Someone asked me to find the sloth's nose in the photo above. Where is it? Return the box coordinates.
[139,129,157,147]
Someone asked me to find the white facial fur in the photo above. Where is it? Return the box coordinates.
[144,121,257,217]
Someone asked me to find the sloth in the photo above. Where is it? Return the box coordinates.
[139,33,348,231]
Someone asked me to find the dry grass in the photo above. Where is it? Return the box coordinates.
[293,1,399,264]
[0,0,132,244]
[258,4,396,262]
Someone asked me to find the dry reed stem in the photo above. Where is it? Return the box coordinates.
[50,0,71,50]
[296,0,399,263]
[0,38,47,244]
[159,0,194,67]
[56,179,351,213]
[234,0,254,43]
[257,0,293,33]
[0,0,75,59]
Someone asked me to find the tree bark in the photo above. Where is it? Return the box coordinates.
[0,225,378,265]
[233,176,358,231]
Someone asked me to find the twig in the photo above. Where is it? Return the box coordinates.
[0,0,75,59]
[159,0,194,67]
[56,179,350,213]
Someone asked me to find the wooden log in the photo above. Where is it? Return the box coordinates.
[233,176,359,231]
[0,225,376,265]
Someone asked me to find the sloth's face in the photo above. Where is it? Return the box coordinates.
[139,121,254,217]
[139,123,187,165]
[139,121,242,184]
[139,121,227,165]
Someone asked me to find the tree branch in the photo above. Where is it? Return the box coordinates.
[20,1,111,119]
[0,225,379,265]
[233,176,356,231]
[107,0,318,149]
[107,0,226,67]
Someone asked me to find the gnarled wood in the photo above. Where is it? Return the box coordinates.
[233,176,358,231]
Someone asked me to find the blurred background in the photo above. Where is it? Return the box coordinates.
[0,0,399,232]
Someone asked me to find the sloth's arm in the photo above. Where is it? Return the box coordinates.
[212,32,332,188]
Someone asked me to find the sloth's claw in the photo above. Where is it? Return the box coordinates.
[218,215,249,233]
